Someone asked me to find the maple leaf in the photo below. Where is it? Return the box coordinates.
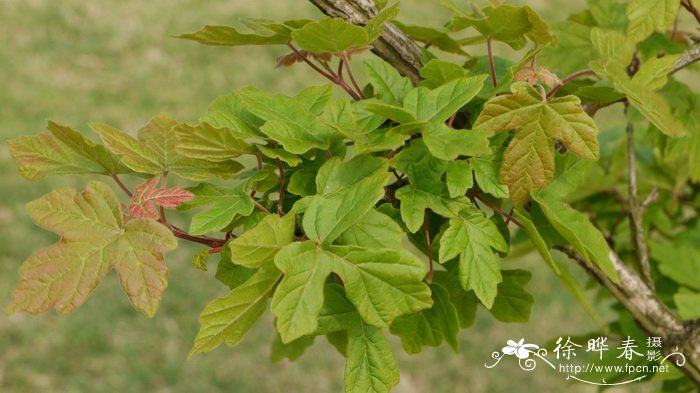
[129,177,194,219]
[473,81,599,207]
[7,181,177,317]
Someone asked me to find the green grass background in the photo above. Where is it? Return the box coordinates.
[0,0,668,391]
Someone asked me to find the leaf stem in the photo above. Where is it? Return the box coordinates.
[546,68,596,98]
[287,43,361,100]
[341,53,365,99]
[473,193,524,228]
[256,152,263,170]
[486,37,497,88]
[110,173,133,197]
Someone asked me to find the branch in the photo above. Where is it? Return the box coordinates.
[306,0,423,84]
[308,1,700,385]
[671,44,700,74]
[625,119,654,290]
[556,246,700,386]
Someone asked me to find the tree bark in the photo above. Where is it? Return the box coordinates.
[306,0,423,84]
[307,0,700,386]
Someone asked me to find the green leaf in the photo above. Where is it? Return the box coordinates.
[174,122,254,162]
[390,283,460,353]
[590,29,687,138]
[537,22,595,75]
[626,0,681,43]
[363,59,413,105]
[46,121,129,174]
[513,211,560,274]
[423,123,492,161]
[295,85,335,115]
[674,293,700,320]
[651,242,700,291]
[393,21,467,55]
[345,319,399,393]
[432,270,479,328]
[393,140,470,232]
[202,91,264,138]
[238,87,335,154]
[446,160,473,198]
[271,241,431,342]
[9,122,129,180]
[438,208,508,308]
[179,183,254,235]
[316,284,400,393]
[229,213,295,268]
[473,81,599,207]
[239,18,311,37]
[302,156,390,244]
[335,208,404,249]
[395,186,469,233]
[288,169,317,196]
[93,114,242,180]
[419,59,465,89]
[449,5,553,49]
[177,25,289,46]
[320,100,409,154]
[488,269,533,322]
[215,247,257,289]
[364,3,401,42]
[189,264,281,356]
[472,157,509,199]
[291,18,369,54]
[257,145,302,167]
[270,334,315,362]
[404,76,487,124]
[662,81,700,181]
[588,0,628,30]
[531,160,618,282]
[8,181,177,318]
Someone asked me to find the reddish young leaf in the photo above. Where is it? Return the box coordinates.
[129,177,194,219]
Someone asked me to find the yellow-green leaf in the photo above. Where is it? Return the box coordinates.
[473,82,599,207]
[8,181,177,318]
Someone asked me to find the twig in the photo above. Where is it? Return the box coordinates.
[547,68,596,98]
[276,157,285,216]
[641,188,659,210]
[252,199,272,215]
[486,37,497,88]
[671,44,700,74]
[424,214,433,284]
[625,116,654,290]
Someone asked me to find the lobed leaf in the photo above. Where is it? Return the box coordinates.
[8,181,177,318]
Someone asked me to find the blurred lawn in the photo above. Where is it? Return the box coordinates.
[0,1,659,392]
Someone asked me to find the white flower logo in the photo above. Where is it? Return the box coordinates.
[502,338,539,359]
